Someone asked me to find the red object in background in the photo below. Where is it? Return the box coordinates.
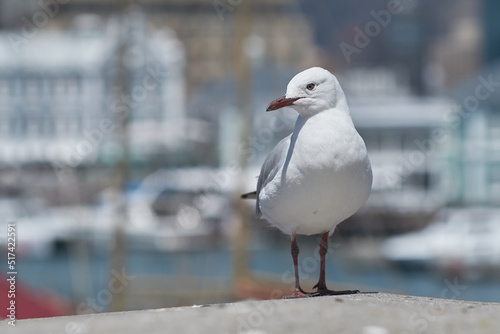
[0,275,73,320]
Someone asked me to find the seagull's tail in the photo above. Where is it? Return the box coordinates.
[241,191,257,199]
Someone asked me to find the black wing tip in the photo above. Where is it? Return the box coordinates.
[241,191,257,199]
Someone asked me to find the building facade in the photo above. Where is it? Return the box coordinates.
[0,9,186,168]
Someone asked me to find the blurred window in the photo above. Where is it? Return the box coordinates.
[10,114,26,137]
[26,78,40,105]
[0,79,10,101]
[380,131,402,151]
[361,130,380,152]
[489,111,500,140]
[489,165,500,202]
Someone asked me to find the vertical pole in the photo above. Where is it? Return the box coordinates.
[232,1,254,289]
[108,0,135,312]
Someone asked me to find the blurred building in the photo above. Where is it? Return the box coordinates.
[447,62,500,206]
[147,0,317,95]
[427,0,483,92]
[440,0,500,207]
[0,20,117,166]
[353,96,450,209]
[482,0,500,64]
[0,10,186,169]
[0,0,318,96]
[298,0,488,95]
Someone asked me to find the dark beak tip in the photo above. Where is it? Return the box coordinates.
[265,105,276,112]
[266,96,299,112]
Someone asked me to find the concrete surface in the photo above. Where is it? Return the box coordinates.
[2,293,500,334]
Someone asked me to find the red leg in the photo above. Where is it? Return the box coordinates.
[312,232,359,296]
[284,233,310,299]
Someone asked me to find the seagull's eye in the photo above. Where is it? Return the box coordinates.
[306,83,315,91]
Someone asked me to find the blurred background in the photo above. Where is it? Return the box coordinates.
[1,0,499,320]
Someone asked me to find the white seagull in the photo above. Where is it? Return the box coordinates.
[242,67,372,298]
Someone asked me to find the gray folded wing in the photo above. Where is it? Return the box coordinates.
[255,134,291,217]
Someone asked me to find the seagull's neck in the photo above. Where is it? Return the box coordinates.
[291,102,355,143]
[296,102,352,126]
[334,96,350,115]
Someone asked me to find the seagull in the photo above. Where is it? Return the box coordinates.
[242,67,372,298]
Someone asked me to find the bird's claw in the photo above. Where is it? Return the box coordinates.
[312,280,360,296]
[283,288,314,299]
[313,288,360,296]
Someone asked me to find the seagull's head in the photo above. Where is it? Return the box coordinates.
[266,67,346,117]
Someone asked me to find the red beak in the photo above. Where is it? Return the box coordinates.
[266,96,301,112]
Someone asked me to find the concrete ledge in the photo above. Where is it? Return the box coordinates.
[2,293,500,334]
